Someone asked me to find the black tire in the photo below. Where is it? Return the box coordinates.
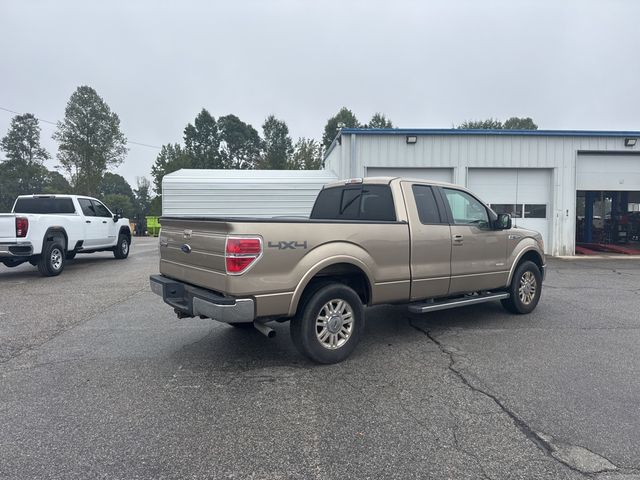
[66,251,77,260]
[290,284,365,364]
[501,260,542,314]
[37,239,65,277]
[113,234,130,259]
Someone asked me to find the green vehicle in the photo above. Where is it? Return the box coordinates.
[146,216,161,237]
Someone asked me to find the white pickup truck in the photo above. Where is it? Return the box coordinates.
[0,194,131,276]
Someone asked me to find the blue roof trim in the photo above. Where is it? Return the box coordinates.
[338,128,640,138]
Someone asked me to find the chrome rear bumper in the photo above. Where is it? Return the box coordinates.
[150,274,255,323]
[0,242,33,258]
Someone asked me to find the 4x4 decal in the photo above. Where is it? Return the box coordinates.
[268,241,308,250]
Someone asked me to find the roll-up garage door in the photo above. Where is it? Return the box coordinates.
[577,154,640,191]
[366,167,454,184]
[467,168,552,253]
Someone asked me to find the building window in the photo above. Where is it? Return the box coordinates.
[490,204,522,218]
[524,204,547,219]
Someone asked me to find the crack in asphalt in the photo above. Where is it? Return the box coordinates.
[407,317,620,478]
[448,407,494,480]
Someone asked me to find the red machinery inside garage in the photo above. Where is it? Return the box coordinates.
[576,191,640,254]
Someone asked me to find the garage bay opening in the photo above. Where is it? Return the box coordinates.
[576,191,640,255]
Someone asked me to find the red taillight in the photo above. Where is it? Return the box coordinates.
[225,236,262,274]
[16,217,28,238]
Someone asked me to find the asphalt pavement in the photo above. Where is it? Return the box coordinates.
[1,240,639,479]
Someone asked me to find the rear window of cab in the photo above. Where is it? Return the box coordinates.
[13,197,76,214]
[310,184,396,221]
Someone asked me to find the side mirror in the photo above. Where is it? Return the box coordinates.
[496,213,512,230]
[113,209,123,222]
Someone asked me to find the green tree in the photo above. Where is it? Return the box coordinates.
[290,137,322,169]
[42,170,72,194]
[184,109,221,169]
[457,118,503,129]
[457,117,538,130]
[100,172,134,199]
[99,172,135,217]
[260,115,293,169]
[0,113,53,210]
[0,113,50,163]
[53,85,128,196]
[148,195,162,216]
[218,114,262,169]
[503,117,538,130]
[364,112,394,129]
[134,176,152,217]
[103,193,134,218]
[322,107,360,150]
[0,161,48,211]
[150,143,192,193]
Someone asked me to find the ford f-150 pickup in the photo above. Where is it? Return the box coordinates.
[150,177,545,363]
[0,194,131,276]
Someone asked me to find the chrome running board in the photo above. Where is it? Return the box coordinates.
[408,292,510,314]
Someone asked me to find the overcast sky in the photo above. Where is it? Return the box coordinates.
[1,0,639,188]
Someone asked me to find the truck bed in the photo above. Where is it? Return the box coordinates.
[0,214,16,243]
[158,216,411,317]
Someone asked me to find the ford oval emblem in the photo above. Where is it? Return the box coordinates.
[181,244,192,254]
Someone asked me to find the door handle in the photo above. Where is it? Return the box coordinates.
[452,234,464,245]
[86,220,91,223]
[102,220,107,224]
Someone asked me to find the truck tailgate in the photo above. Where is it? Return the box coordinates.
[0,214,16,243]
[159,217,230,293]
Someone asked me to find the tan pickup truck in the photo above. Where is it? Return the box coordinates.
[150,177,545,363]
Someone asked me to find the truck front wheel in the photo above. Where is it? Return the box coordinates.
[113,234,130,259]
[501,260,542,314]
[290,284,365,364]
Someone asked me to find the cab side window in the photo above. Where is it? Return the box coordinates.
[443,188,489,228]
[91,200,112,218]
[78,198,95,216]
[412,185,443,224]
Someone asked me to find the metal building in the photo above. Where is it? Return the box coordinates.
[324,128,640,256]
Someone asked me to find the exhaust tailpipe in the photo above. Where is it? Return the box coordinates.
[253,321,276,338]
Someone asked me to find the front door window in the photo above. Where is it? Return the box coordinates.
[443,188,489,228]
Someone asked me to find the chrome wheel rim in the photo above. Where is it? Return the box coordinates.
[315,299,354,350]
[518,271,537,305]
[121,239,129,255]
[50,248,63,270]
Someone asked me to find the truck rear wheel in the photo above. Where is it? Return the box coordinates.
[37,239,65,277]
[290,284,365,364]
[501,260,542,314]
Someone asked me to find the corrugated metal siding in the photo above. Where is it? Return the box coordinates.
[162,169,338,218]
[323,132,639,255]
